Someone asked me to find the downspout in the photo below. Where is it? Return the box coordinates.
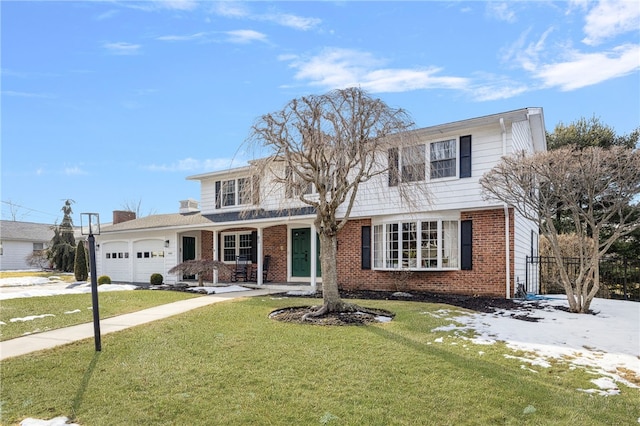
[500,118,511,299]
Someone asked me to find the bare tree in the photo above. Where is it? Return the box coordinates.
[168,259,230,286]
[480,146,640,313]
[247,87,415,316]
[121,198,156,217]
[2,200,29,221]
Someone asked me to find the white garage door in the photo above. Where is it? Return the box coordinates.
[102,242,130,282]
[133,239,166,284]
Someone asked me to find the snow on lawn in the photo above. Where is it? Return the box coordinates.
[4,276,638,425]
[431,295,640,393]
[0,281,139,300]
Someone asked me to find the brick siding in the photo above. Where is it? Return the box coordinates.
[202,208,514,297]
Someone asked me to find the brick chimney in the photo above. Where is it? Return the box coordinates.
[113,210,136,224]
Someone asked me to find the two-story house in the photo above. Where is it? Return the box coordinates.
[96,107,546,297]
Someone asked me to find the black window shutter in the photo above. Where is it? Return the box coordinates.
[461,220,472,270]
[250,231,258,262]
[216,232,222,261]
[215,181,221,209]
[361,226,371,270]
[388,148,399,186]
[460,135,472,178]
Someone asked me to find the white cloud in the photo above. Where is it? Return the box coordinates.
[103,42,141,55]
[157,0,199,11]
[212,2,249,18]
[63,166,87,176]
[534,43,640,90]
[156,32,209,42]
[225,30,268,44]
[262,13,321,31]
[284,48,469,93]
[2,90,54,99]
[96,9,119,20]
[582,0,640,46]
[145,157,246,172]
[470,81,530,101]
[486,2,517,23]
[212,3,320,31]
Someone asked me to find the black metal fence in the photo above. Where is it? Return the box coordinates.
[525,255,640,301]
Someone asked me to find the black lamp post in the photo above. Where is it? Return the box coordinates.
[81,213,101,352]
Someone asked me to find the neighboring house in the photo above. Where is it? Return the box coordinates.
[96,108,546,297]
[0,220,54,270]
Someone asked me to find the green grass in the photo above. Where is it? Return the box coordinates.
[0,290,199,341]
[1,296,638,425]
[0,271,76,282]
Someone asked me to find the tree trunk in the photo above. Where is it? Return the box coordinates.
[318,232,347,312]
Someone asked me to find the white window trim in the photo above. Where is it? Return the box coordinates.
[221,231,253,263]
[391,137,462,185]
[429,138,459,181]
[219,177,254,209]
[372,218,460,271]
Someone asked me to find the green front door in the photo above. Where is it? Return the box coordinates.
[291,228,310,277]
[291,228,321,278]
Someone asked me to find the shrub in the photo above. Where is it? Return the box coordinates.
[74,240,89,281]
[98,275,112,285]
[150,273,164,285]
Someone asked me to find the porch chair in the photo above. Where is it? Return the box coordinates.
[231,255,250,282]
[250,255,271,282]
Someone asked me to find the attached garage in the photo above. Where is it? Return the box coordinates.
[133,239,166,283]
[101,241,131,282]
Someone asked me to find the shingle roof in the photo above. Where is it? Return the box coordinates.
[0,220,56,242]
[100,212,214,233]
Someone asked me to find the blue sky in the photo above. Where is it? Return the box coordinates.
[2,0,639,226]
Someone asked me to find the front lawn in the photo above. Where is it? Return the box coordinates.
[0,290,199,341]
[1,296,637,425]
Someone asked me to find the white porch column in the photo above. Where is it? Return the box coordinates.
[257,227,264,285]
[310,222,318,290]
[213,231,219,284]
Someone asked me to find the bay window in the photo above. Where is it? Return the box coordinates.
[373,219,459,270]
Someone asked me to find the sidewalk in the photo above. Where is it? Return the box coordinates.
[1,288,276,360]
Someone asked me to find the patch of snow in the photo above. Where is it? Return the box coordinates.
[375,315,393,323]
[431,323,468,332]
[64,309,82,314]
[578,376,621,396]
[504,354,551,368]
[287,290,316,297]
[184,285,250,295]
[20,416,78,426]
[10,314,55,322]
[0,283,139,300]
[452,295,640,390]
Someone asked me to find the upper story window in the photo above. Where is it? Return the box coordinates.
[285,167,314,198]
[430,139,456,179]
[216,177,258,208]
[388,135,472,185]
[402,145,426,182]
